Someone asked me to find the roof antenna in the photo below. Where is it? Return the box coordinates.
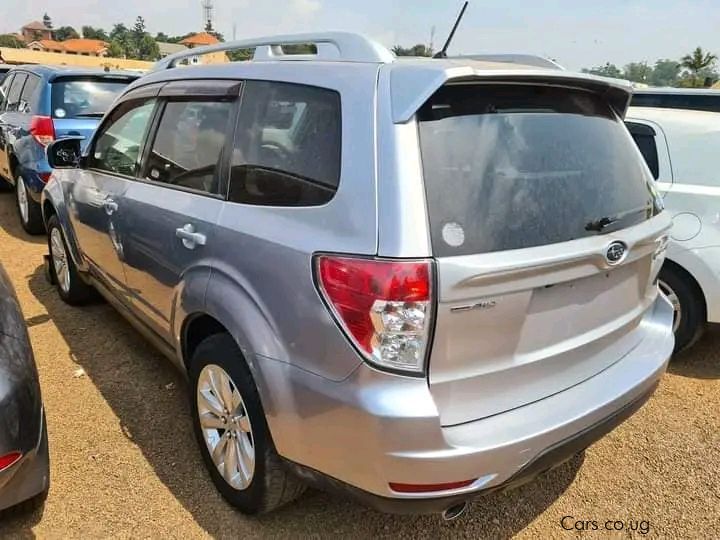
[433,1,469,58]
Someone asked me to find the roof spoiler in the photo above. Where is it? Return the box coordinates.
[450,54,564,70]
[390,68,634,123]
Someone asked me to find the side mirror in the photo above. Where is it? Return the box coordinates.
[47,137,83,169]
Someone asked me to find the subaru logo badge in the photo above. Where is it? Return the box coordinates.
[605,241,627,265]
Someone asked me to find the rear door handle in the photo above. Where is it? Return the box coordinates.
[103,198,118,215]
[175,224,206,249]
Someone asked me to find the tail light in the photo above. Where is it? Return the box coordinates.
[39,172,52,183]
[0,451,22,472]
[316,255,433,374]
[30,115,55,146]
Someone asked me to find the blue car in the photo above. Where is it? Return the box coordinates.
[0,66,138,233]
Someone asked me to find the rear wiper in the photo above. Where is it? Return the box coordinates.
[585,205,651,232]
[585,216,618,232]
[72,112,105,118]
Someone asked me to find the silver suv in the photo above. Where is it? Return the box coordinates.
[41,33,674,517]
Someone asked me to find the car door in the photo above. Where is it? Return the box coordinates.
[118,80,239,340]
[0,73,19,180]
[69,94,158,297]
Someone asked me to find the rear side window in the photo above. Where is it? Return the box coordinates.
[91,99,156,177]
[20,75,40,113]
[418,85,661,256]
[143,99,233,195]
[51,78,133,119]
[626,122,660,180]
[228,81,341,206]
[6,73,27,112]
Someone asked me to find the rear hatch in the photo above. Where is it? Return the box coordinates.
[51,75,136,149]
[418,83,668,426]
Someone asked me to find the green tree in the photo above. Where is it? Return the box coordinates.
[136,34,160,61]
[107,40,125,58]
[110,23,129,42]
[155,32,170,42]
[43,13,53,29]
[582,62,623,79]
[53,26,80,41]
[649,59,680,87]
[392,44,433,57]
[82,26,108,41]
[623,62,653,84]
[0,34,25,48]
[680,47,718,87]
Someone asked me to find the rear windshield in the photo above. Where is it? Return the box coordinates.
[418,84,661,257]
[51,78,133,119]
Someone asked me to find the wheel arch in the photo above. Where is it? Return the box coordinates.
[662,257,707,319]
[41,182,86,271]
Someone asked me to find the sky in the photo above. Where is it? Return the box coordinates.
[1,0,719,70]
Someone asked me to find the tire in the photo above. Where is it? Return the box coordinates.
[189,333,305,514]
[659,264,706,354]
[0,487,48,519]
[15,174,45,235]
[47,215,96,305]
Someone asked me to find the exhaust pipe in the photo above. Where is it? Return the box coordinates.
[442,501,468,521]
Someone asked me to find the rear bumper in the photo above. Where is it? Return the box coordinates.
[0,408,49,512]
[284,380,658,514]
[258,294,673,512]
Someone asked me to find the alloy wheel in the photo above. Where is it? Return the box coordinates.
[197,364,255,490]
[16,176,29,225]
[50,227,71,294]
[659,279,681,333]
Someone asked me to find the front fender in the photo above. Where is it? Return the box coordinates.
[41,175,87,272]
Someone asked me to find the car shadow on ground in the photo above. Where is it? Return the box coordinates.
[0,502,45,538]
[668,324,720,379]
[26,263,582,537]
[0,193,46,246]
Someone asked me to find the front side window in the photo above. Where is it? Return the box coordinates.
[229,81,341,206]
[142,99,233,195]
[418,84,661,257]
[91,99,156,177]
[6,73,27,112]
[0,74,14,111]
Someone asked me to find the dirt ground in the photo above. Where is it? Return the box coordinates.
[0,191,717,539]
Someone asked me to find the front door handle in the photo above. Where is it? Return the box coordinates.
[103,198,118,215]
[175,224,207,249]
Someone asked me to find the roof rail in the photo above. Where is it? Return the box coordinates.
[154,32,395,70]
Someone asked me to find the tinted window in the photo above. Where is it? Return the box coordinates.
[143,100,233,195]
[626,122,660,180]
[6,73,27,112]
[418,85,661,256]
[51,78,133,119]
[91,100,156,177]
[229,81,341,206]
[632,93,720,113]
[20,75,40,112]
[0,74,13,111]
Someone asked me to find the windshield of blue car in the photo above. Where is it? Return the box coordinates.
[51,77,134,119]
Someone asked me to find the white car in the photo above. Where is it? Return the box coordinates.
[626,106,720,351]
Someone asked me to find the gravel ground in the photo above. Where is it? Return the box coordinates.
[0,191,717,539]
